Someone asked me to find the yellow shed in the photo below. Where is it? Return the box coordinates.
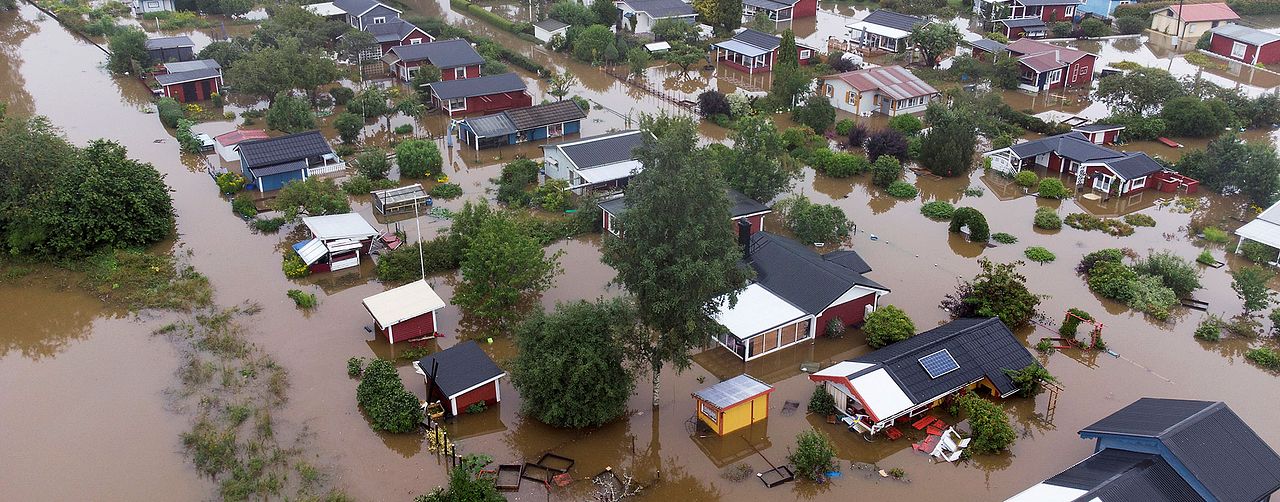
[693,374,774,436]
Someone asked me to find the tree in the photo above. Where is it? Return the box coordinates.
[226,43,299,103]
[652,17,695,43]
[1133,251,1201,297]
[787,430,836,482]
[1080,18,1110,37]
[349,87,390,122]
[1161,96,1224,137]
[918,106,976,177]
[390,92,425,130]
[1177,133,1280,206]
[697,90,731,118]
[791,94,835,134]
[396,139,443,178]
[1051,21,1073,38]
[454,210,561,323]
[626,47,651,79]
[909,23,961,67]
[547,70,578,101]
[197,39,248,69]
[548,0,597,28]
[721,115,794,203]
[693,0,741,35]
[666,43,705,74]
[355,359,422,433]
[218,0,253,17]
[512,299,637,428]
[942,259,1041,328]
[572,25,617,64]
[956,393,1016,454]
[1096,67,1185,116]
[1233,265,1274,315]
[355,149,390,180]
[410,66,442,101]
[591,0,620,26]
[863,305,916,348]
[1005,363,1056,397]
[827,50,857,72]
[776,194,851,244]
[1117,15,1145,34]
[270,177,351,220]
[265,92,316,133]
[991,54,1021,89]
[769,30,809,107]
[107,28,149,74]
[333,112,364,144]
[415,454,505,502]
[870,155,901,187]
[865,129,909,163]
[336,28,377,63]
[602,114,748,407]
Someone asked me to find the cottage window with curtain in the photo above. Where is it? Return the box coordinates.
[454,67,466,79]
[1231,42,1246,58]
[800,49,812,59]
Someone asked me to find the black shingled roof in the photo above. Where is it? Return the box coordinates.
[863,10,927,32]
[733,29,782,51]
[999,17,1048,28]
[1102,153,1164,181]
[504,100,587,130]
[821,250,872,274]
[145,35,194,50]
[389,39,484,68]
[746,232,886,315]
[599,188,770,220]
[1008,132,1126,163]
[533,18,569,32]
[1081,398,1280,502]
[1046,449,1202,501]
[416,341,505,398]
[967,38,1007,54]
[848,317,1034,402]
[365,20,421,43]
[558,130,646,169]
[237,131,333,169]
[430,72,527,101]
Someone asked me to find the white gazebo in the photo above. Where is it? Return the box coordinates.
[1235,201,1280,263]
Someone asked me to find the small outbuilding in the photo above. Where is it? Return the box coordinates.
[294,213,379,273]
[456,100,586,151]
[155,59,223,103]
[362,279,447,344]
[413,341,506,416]
[533,18,570,43]
[599,188,771,237]
[213,129,270,163]
[1208,24,1280,65]
[238,130,344,192]
[145,35,194,63]
[693,374,774,436]
[429,72,532,117]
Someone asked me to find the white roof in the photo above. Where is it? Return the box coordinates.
[645,41,671,52]
[714,283,808,340]
[296,238,328,266]
[849,368,914,420]
[1005,483,1088,502]
[302,213,378,241]
[1237,201,1280,248]
[713,39,770,58]
[576,160,644,184]
[305,2,345,16]
[847,21,911,40]
[362,279,447,327]
[812,361,875,378]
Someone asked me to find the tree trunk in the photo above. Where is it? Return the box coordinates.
[650,359,661,408]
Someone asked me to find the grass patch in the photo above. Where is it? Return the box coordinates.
[1025,246,1056,263]
[1202,226,1230,244]
[286,289,317,309]
[80,249,212,311]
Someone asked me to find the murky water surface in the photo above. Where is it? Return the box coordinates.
[3,2,1280,501]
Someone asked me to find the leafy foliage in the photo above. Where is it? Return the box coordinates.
[1233,265,1274,315]
[776,194,852,244]
[1246,348,1280,370]
[787,430,836,481]
[396,139,443,178]
[864,305,916,348]
[1133,251,1201,297]
[908,23,961,66]
[496,158,540,207]
[791,94,836,134]
[1096,67,1185,116]
[1176,133,1280,206]
[1024,246,1055,264]
[807,385,835,415]
[918,105,975,176]
[156,97,184,128]
[1161,96,1227,137]
[865,129,909,163]
[355,359,422,433]
[720,115,794,203]
[949,207,990,242]
[942,259,1040,328]
[992,232,1017,244]
[956,393,1016,454]
[1059,308,1092,338]
[231,193,258,218]
[697,90,732,119]
[269,178,350,221]
[870,155,902,188]
[1123,213,1156,227]
[1014,170,1039,188]
[1037,178,1070,199]
[286,289,317,309]
[885,181,918,198]
[333,112,363,144]
[454,206,561,323]
[1004,363,1055,397]
[429,183,463,200]
[921,201,956,220]
[107,27,149,74]
[265,92,316,133]
[414,454,505,502]
[1034,207,1061,230]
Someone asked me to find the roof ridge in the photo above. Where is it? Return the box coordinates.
[1158,400,1222,438]
[871,317,998,365]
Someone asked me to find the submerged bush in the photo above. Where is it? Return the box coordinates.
[1034,207,1062,230]
[1014,170,1039,188]
[1133,251,1201,297]
[1037,178,1070,199]
[1246,348,1280,369]
[355,359,422,433]
[950,207,990,242]
[885,181,919,198]
[1202,226,1230,244]
[957,393,1016,454]
[808,385,836,415]
[1123,213,1156,227]
[1024,246,1056,264]
[864,305,915,348]
[992,232,1018,244]
[286,289,317,309]
[921,201,955,220]
[1241,240,1279,264]
[788,430,836,481]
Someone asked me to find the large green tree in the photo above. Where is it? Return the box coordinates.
[265,92,316,133]
[863,305,916,348]
[908,23,961,67]
[107,28,150,74]
[919,105,976,177]
[769,30,809,107]
[1160,96,1225,137]
[721,115,794,203]
[602,115,749,407]
[454,209,561,323]
[269,177,350,220]
[1096,67,1185,116]
[1177,133,1280,206]
[512,299,638,428]
[942,258,1041,328]
[396,139,443,178]
[791,94,835,133]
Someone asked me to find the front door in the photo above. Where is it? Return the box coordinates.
[1093,174,1113,192]
[182,82,197,102]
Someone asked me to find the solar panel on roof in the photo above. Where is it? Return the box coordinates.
[919,349,959,379]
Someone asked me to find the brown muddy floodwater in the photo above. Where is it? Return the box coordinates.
[5,2,1280,501]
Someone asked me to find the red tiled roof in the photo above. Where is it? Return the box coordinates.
[1153,2,1239,22]
[214,129,270,147]
[823,65,938,101]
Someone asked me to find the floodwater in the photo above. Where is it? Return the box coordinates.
[5,2,1280,502]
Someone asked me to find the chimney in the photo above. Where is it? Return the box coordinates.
[738,219,752,259]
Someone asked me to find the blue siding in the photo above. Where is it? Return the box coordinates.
[1083,433,1218,501]
[1079,0,1128,18]
[359,5,401,29]
[258,170,306,192]
[527,126,549,141]
[564,120,581,135]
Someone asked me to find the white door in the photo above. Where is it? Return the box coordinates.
[1093,174,1113,192]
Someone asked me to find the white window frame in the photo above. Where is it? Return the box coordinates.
[1046,68,1063,84]
[146,1,160,7]
[1130,176,1146,190]
[446,98,466,112]
[548,122,564,138]
[1093,174,1113,192]
[454,67,466,79]
[410,38,422,45]
[700,402,718,423]
[1231,41,1247,59]
[846,91,856,104]
[1065,5,1074,16]
[800,49,812,59]
[372,16,386,24]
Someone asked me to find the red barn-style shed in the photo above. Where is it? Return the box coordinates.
[362,279,447,344]
[1209,24,1280,65]
[155,59,223,103]
[413,341,506,417]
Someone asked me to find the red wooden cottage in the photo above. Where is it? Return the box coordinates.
[1208,24,1280,65]
[1071,124,1125,145]
[711,28,816,74]
[970,38,1096,92]
[985,132,1173,196]
[993,0,1078,39]
[362,279,447,344]
[155,59,222,103]
[382,38,483,82]
[364,19,433,57]
[598,188,772,237]
[413,341,506,417]
[429,72,532,117]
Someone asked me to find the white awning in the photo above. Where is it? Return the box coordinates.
[1237,218,1280,248]
[302,213,379,241]
[1005,483,1088,502]
[714,283,809,341]
[326,238,364,253]
[713,39,770,58]
[363,279,447,327]
[846,21,911,40]
[295,238,328,266]
[304,2,345,16]
[849,368,914,420]
[576,160,643,184]
[645,41,671,53]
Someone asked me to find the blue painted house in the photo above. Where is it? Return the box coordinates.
[332,0,402,31]
[1078,0,1131,19]
[457,100,587,151]
[238,131,343,193]
[1006,398,1280,502]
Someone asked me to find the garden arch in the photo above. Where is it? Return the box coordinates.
[949,207,990,242]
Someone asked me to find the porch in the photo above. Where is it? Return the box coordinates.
[305,153,347,177]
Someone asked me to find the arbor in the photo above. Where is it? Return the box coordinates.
[333,112,364,144]
[265,92,316,133]
[949,207,989,242]
[1096,67,1185,116]
[721,115,794,203]
[547,70,578,101]
[909,23,961,67]
[454,210,561,323]
[1232,265,1274,315]
[602,115,748,407]
[865,129,909,163]
[512,299,637,428]
[941,259,1041,328]
[863,305,916,348]
[918,106,976,177]
[956,393,1016,454]
[107,28,150,74]
[396,139,443,178]
[1161,96,1224,137]
[791,94,836,134]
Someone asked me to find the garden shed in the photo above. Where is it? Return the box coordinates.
[371,183,429,215]
[361,279,446,344]
[413,341,506,416]
[294,213,379,273]
[692,374,774,436]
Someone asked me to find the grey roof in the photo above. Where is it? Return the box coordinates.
[162,59,220,73]
[1073,123,1124,132]
[746,232,887,315]
[1045,449,1202,501]
[598,196,627,216]
[332,0,381,15]
[504,100,587,130]
[1103,152,1163,180]
[247,158,308,178]
[364,20,421,43]
[1211,24,1280,46]
[1008,132,1125,163]
[693,374,772,410]
[416,341,504,398]
[430,72,526,101]
[732,28,782,51]
[822,250,872,274]
[155,61,222,86]
[624,0,695,18]
[1081,398,1280,502]
[556,130,646,169]
[533,18,569,32]
[999,17,1048,28]
[389,39,484,68]
[145,35,194,50]
[1015,0,1080,5]
[967,38,1007,53]
[848,317,1035,401]
[863,10,927,32]
[238,131,333,169]
[462,113,518,138]
[599,188,770,219]
[743,0,792,10]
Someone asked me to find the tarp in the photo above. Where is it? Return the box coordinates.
[576,159,643,184]
[363,279,447,327]
[848,368,914,420]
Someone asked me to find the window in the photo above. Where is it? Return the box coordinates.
[845,91,855,104]
[372,16,386,24]
[800,49,812,59]
[146,1,159,7]
[1231,41,1246,59]
[447,98,466,111]
[1046,68,1062,84]
[410,38,422,45]
[761,329,779,352]
[824,84,833,96]
[780,322,799,346]
[1064,5,1074,16]
[1131,176,1146,190]
[548,122,563,138]
[701,402,718,423]
[1093,174,1113,192]
[454,67,466,79]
